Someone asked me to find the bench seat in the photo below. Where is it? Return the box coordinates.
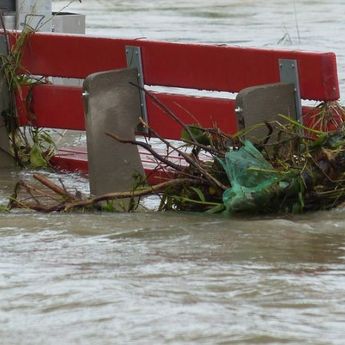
[51,145,198,185]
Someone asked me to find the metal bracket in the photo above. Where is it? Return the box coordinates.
[279,59,302,123]
[125,45,148,133]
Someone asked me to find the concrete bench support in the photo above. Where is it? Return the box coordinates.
[83,68,144,196]
[235,83,297,142]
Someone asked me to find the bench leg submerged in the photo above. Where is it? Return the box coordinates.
[0,70,15,169]
[83,68,144,197]
[0,123,13,168]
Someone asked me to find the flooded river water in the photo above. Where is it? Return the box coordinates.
[1,1,345,344]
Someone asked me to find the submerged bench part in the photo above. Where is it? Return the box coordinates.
[84,68,144,195]
[0,37,14,168]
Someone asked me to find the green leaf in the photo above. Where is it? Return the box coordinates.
[40,132,56,146]
[190,187,206,202]
[181,125,211,145]
[101,201,116,212]
[205,203,225,214]
[0,205,9,212]
[29,144,48,168]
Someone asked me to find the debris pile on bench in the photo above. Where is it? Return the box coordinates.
[8,100,345,215]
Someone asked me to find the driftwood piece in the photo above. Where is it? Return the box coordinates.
[9,173,203,213]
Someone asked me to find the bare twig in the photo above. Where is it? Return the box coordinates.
[137,118,228,190]
[64,178,202,211]
[105,132,185,172]
[33,174,75,199]
[129,82,199,144]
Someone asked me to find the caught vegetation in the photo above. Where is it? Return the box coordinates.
[0,0,85,169]
[8,95,345,215]
[0,18,56,168]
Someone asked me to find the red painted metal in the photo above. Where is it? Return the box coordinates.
[8,32,340,101]
[17,84,85,129]
[141,43,339,102]
[17,84,237,139]
[146,93,237,139]
[8,32,127,78]
[50,147,88,174]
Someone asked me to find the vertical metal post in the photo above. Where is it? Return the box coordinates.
[125,46,148,132]
[0,35,14,168]
[279,59,302,123]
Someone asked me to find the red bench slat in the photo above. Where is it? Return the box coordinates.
[17,84,237,139]
[17,85,85,130]
[10,32,339,101]
[17,83,325,141]
[142,43,339,101]
[146,93,237,139]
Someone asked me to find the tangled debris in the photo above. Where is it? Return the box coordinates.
[7,99,345,216]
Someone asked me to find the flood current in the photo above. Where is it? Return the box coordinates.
[1,1,345,344]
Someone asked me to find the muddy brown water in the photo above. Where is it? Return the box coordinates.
[1,1,345,344]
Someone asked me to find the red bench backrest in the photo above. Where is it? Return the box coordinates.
[8,31,340,139]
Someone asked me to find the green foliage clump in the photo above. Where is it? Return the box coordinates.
[159,106,345,215]
[0,27,55,168]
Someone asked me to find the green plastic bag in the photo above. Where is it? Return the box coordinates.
[220,140,300,214]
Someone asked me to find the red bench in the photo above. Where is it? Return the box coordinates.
[5,31,340,188]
